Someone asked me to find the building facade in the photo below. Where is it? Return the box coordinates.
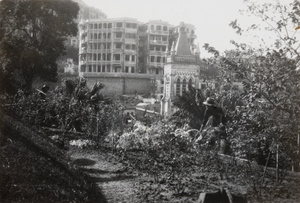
[77,8,200,98]
[161,23,201,117]
[78,17,140,75]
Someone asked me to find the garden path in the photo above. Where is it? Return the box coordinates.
[68,148,141,203]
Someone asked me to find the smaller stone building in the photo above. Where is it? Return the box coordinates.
[161,23,201,117]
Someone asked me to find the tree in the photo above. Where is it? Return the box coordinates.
[0,0,79,93]
[172,85,206,129]
[204,0,300,170]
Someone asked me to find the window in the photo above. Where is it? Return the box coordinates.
[176,79,181,95]
[93,54,97,61]
[108,23,112,28]
[107,43,111,49]
[156,25,161,31]
[93,65,96,72]
[94,24,98,29]
[116,32,122,38]
[89,24,93,29]
[182,79,187,92]
[125,33,136,39]
[114,66,121,72]
[131,55,135,62]
[151,56,155,62]
[98,53,101,60]
[115,43,122,49]
[131,67,135,73]
[125,66,129,73]
[125,44,131,50]
[107,53,111,61]
[102,65,105,72]
[125,55,130,61]
[114,54,121,61]
[88,65,92,72]
[80,65,86,72]
[102,54,106,61]
[157,56,161,63]
[189,79,193,87]
[107,65,111,72]
[97,65,101,72]
[116,22,123,28]
[98,33,101,39]
[163,26,168,31]
[155,68,159,74]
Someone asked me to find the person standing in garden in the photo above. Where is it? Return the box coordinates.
[199,97,228,154]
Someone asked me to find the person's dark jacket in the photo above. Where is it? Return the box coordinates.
[201,106,226,129]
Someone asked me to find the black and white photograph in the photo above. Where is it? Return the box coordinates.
[0,0,300,202]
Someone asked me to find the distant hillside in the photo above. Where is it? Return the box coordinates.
[0,111,106,202]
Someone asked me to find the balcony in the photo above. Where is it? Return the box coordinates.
[113,27,124,32]
[149,51,165,55]
[112,59,123,64]
[149,40,168,45]
[124,38,136,44]
[149,30,169,35]
[125,28,138,33]
[113,38,123,42]
[124,61,136,66]
[112,49,122,53]
[124,50,137,54]
[149,62,165,67]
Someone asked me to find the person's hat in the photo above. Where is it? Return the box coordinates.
[203,97,217,107]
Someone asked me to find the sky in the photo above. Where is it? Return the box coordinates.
[82,0,298,58]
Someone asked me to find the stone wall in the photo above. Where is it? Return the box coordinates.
[81,72,153,96]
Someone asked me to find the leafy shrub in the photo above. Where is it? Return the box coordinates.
[1,77,122,141]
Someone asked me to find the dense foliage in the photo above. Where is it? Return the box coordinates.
[0,0,79,93]
[1,77,124,142]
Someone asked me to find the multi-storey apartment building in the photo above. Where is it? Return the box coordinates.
[78,18,140,75]
[77,10,199,97]
[138,20,170,75]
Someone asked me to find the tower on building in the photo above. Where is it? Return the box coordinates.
[161,22,200,118]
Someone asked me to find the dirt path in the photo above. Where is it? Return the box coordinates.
[68,148,141,203]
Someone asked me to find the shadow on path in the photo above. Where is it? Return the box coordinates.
[73,158,96,166]
[86,174,137,183]
[80,167,127,174]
